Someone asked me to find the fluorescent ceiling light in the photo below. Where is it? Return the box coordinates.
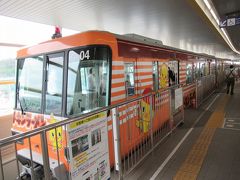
[199,0,240,56]
[210,9,219,24]
[203,0,211,10]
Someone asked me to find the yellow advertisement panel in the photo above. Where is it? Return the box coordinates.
[67,112,110,180]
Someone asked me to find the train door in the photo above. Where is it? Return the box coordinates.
[124,62,135,97]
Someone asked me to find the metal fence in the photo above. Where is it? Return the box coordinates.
[196,75,216,108]
[0,85,184,180]
[111,86,184,179]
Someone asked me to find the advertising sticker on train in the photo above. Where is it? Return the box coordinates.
[66,112,110,180]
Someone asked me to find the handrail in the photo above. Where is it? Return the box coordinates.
[0,84,180,147]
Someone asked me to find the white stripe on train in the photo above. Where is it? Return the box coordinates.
[136,62,153,65]
[136,81,153,87]
[112,78,125,84]
[111,86,125,93]
[137,75,152,80]
[112,61,124,65]
[112,70,124,75]
[111,94,126,102]
[137,68,153,73]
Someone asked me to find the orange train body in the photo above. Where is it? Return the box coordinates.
[12,31,220,172]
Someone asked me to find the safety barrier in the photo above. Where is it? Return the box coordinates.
[0,85,184,180]
[218,72,226,86]
[196,75,216,107]
[111,85,184,179]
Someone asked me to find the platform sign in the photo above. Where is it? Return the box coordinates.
[67,112,110,180]
[175,87,183,109]
[220,17,240,27]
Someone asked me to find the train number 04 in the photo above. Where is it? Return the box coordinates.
[79,50,90,60]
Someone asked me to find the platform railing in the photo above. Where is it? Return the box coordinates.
[196,74,216,108]
[218,71,225,85]
[111,85,184,179]
[0,85,184,180]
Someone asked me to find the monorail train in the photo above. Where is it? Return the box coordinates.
[12,31,228,179]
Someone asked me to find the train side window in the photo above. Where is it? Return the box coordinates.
[153,61,159,91]
[45,53,64,115]
[205,61,210,75]
[124,63,135,96]
[196,62,201,78]
[209,61,214,75]
[193,62,197,80]
[168,60,178,86]
[199,62,205,77]
[202,63,206,76]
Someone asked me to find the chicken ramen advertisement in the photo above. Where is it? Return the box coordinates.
[159,62,168,88]
[67,112,110,180]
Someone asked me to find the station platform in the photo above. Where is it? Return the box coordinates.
[125,82,240,180]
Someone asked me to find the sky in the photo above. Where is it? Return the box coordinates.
[0,15,78,59]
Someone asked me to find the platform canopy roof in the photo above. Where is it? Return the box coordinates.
[0,0,239,60]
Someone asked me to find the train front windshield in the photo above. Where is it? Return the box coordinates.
[67,47,110,116]
[16,46,110,117]
[17,56,44,113]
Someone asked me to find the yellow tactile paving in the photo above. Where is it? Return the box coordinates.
[174,95,229,180]
[174,171,198,180]
[179,163,201,172]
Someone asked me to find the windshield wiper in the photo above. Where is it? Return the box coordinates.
[19,97,26,115]
[17,83,26,115]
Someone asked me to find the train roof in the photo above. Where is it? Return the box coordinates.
[17,31,117,58]
[17,30,218,60]
[115,33,215,59]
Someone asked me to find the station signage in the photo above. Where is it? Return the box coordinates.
[220,16,240,27]
[67,112,110,180]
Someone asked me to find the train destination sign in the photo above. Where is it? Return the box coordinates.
[219,16,240,27]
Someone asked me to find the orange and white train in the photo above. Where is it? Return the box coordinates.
[11,31,226,179]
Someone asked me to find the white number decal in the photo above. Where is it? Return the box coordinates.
[85,50,90,59]
[79,50,90,60]
[79,51,85,60]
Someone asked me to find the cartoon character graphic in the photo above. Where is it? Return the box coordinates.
[160,63,168,88]
[48,113,63,151]
[136,88,153,133]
